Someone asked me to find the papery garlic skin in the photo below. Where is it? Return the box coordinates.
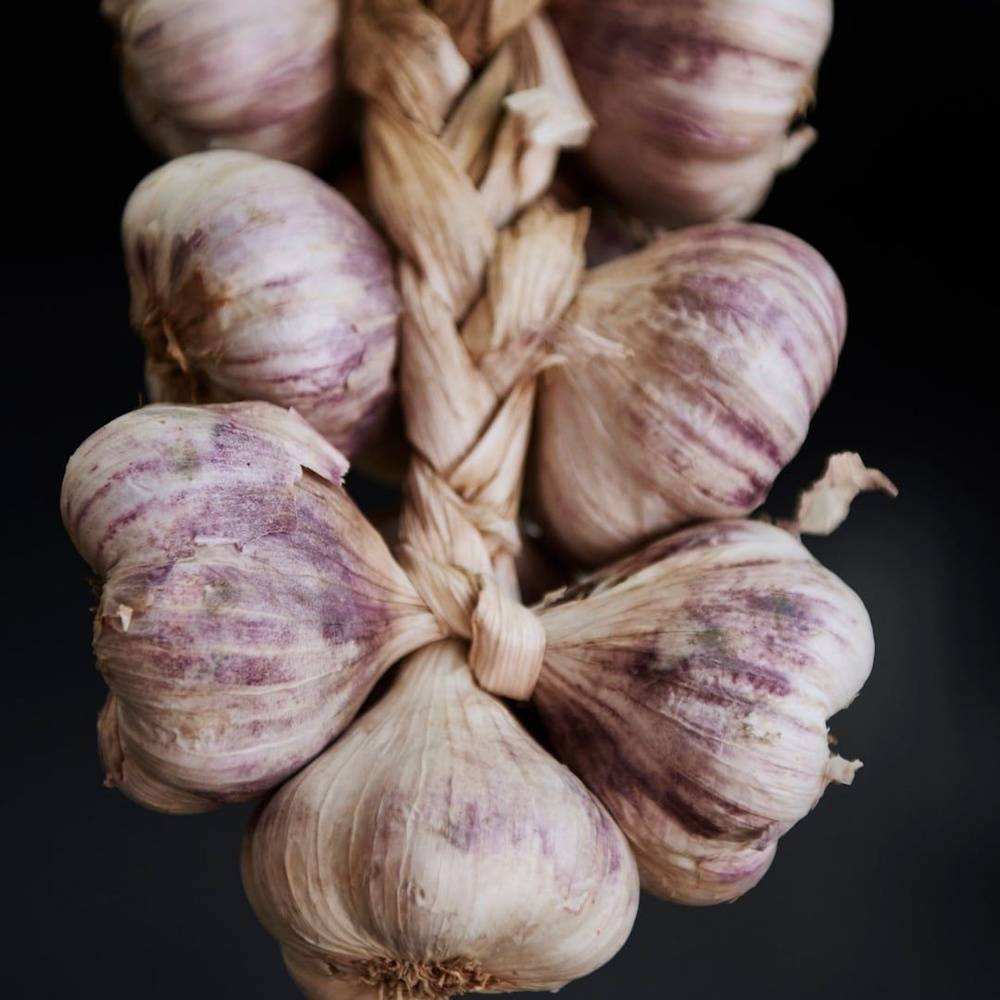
[551,0,832,226]
[534,519,873,904]
[103,0,341,169]
[534,222,845,565]
[62,403,440,813]
[123,150,400,458]
[243,641,639,998]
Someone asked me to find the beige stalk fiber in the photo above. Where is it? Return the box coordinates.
[347,0,592,700]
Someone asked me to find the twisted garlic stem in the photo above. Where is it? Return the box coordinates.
[345,0,592,698]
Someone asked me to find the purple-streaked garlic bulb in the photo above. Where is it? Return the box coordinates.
[103,0,341,168]
[243,641,639,998]
[533,222,845,565]
[123,150,400,458]
[551,0,833,226]
[534,518,873,904]
[61,403,441,813]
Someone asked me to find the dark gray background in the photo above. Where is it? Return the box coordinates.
[4,2,997,997]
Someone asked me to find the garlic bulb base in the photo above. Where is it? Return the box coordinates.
[355,956,502,999]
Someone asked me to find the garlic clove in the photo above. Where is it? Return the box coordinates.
[103,0,342,169]
[123,149,400,460]
[242,640,639,996]
[62,402,442,812]
[534,221,846,565]
[550,0,833,226]
[534,518,873,905]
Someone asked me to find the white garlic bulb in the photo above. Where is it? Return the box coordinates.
[551,0,833,226]
[534,222,846,565]
[103,0,341,168]
[62,403,441,813]
[243,641,639,997]
[123,150,400,458]
[533,518,874,904]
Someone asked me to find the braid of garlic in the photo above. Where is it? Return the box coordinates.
[344,0,592,699]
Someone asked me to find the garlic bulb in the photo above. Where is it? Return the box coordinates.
[533,518,873,904]
[62,402,441,813]
[103,0,341,168]
[243,641,639,998]
[534,222,846,565]
[123,150,400,458]
[550,0,833,225]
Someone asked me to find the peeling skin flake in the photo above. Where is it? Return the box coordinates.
[783,452,898,536]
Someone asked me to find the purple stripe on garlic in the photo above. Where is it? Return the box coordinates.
[550,0,833,225]
[534,221,846,565]
[122,150,400,458]
[242,640,639,998]
[62,403,442,813]
[534,518,873,904]
[103,0,342,168]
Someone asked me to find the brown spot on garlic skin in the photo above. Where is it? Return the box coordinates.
[123,149,401,459]
[64,403,442,812]
[242,641,639,995]
[103,0,342,169]
[534,222,846,566]
[534,519,874,905]
[550,0,832,225]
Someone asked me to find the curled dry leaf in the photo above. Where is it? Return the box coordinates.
[243,640,639,999]
[550,0,832,225]
[534,518,874,904]
[782,452,899,536]
[61,403,441,813]
[533,221,847,565]
[104,0,342,168]
[123,150,400,458]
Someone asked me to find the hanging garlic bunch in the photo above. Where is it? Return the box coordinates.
[533,221,846,565]
[61,402,441,812]
[243,641,639,999]
[122,150,399,457]
[550,0,833,226]
[62,0,896,996]
[103,0,342,168]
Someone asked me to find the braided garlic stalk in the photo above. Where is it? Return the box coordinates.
[242,4,643,995]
